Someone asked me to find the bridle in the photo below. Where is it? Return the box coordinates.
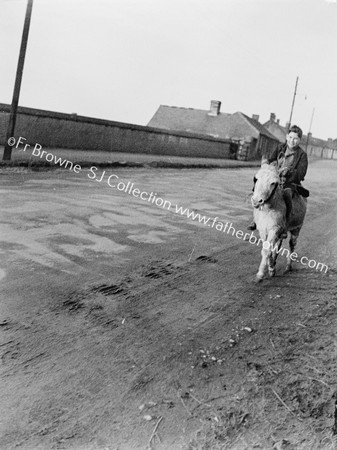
[264,181,279,204]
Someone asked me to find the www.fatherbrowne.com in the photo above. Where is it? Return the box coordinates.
[86,168,328,274]
[8,137,328,273]
[175,208,328,273]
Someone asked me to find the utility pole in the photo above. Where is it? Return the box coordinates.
[288,76,299,131]
[3,0,34,161]
[305,107,315,153]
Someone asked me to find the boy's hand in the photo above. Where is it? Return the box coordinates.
[279,167,292,176]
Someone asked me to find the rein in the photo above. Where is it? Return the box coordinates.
[265,181,279,204]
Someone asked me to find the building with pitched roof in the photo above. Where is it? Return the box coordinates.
[148,101,279,160]
[263,113,288,143]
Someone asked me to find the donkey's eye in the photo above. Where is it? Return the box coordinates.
[253,176,257,183]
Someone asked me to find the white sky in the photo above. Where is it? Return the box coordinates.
[1,0,336,139]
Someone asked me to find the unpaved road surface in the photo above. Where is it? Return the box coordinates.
[1,159,337,450]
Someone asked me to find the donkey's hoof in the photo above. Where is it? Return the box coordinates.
[268,269,276,278]
[283,265,292,274]
[255,274,264,283]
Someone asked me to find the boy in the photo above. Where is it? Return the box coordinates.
[248,125,308,236]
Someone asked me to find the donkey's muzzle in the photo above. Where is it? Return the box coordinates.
[251,196,264,209]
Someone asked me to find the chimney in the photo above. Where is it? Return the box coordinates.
[208,100,221,116]
[327,138,333,144]
[270,113,276,122]
[252,114,259,121]
[277,119,280,124]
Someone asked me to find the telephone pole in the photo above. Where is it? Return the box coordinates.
[288,76,299,131]
[305,107,315,152]
[3,0,34,161]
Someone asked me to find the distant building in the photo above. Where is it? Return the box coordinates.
[304,134,337,159]
[264,112,337,160]
[148,101,279,160]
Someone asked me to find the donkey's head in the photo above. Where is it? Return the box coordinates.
[251,163,280,209]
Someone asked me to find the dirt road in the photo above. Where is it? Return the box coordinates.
[1,159,337,449]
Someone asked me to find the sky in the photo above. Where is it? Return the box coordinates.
[1,0,337,140]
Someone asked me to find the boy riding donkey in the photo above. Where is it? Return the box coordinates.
[248,125,309,238]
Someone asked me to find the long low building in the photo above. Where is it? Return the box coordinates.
[0,103,238,160]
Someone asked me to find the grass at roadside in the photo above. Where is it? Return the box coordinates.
[0,145,261,170]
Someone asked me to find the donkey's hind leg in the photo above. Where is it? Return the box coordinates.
[284,228,300,273]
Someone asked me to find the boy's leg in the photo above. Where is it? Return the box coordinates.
[283,187,293,222]
[279,187,293,239]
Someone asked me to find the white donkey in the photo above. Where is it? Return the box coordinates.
[251,163,307,281]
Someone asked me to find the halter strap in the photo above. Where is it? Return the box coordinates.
[264,181,279,204]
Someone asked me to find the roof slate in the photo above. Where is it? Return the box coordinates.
[147,105,233,139]
[147,105,277,141]
[240,113,279,140]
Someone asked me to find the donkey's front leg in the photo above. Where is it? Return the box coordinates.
[256,244,268,282]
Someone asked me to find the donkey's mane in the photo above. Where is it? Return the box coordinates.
[255,163,279,185]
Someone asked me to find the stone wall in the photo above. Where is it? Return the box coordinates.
[0,104,238,160]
